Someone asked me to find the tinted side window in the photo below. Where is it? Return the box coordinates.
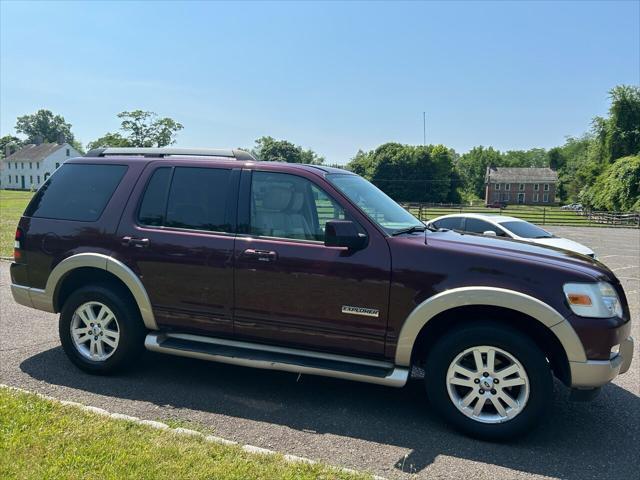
[138,168,171,226]
[465,218,505,236]
[250,171,346,241]
[165,167,232,232]
[434,217,463,230]
[25,164,127,221]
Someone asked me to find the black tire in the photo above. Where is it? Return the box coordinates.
[59,283,146,374]
[425,322,553,441]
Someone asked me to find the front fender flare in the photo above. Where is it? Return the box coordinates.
[394,286,586,366]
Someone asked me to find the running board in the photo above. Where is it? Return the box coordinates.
[144,332,409,388]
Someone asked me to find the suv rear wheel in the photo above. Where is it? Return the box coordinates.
[59,284,146,374]
[425,322,553,440]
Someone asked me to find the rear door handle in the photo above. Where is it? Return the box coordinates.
[243,248,277,262]
[122,236,150,248]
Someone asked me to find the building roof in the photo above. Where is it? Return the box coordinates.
[3,143,66,162]
[485,167,558,183]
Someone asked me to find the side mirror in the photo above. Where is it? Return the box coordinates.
[325,220,367,250]
[483,230,497,236]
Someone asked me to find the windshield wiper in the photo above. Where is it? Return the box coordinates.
[391,225,428,236]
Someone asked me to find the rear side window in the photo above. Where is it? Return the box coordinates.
[138,168,171,226]
[138,167,232,232]
[433,217,463,230]
[465,218,506,236]
[25,164,127,221]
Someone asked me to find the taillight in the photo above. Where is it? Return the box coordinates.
[14,228,23,262]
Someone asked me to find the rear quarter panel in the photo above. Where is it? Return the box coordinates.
[18,160,146,289]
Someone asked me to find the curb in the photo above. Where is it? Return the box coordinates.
[0,384,385,480]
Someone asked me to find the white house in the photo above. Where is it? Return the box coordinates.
[1,141,82,190]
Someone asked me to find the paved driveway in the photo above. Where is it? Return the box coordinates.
[1,227,638,479]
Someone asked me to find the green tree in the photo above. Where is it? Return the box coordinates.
[346,149,375,177]
[554,135,592,202]
[346,143,458,203]
[15,109,74,143]
[605,85,640,162]
[14,109,82,151]
[455,146,502,198]
[0,135,23,158]
[580,156,640,211]
[86,132,132,150]
[251,136,324,164]
[88,110,183,149]
[501,148,548,167]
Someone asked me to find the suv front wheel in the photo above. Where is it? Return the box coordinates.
[425,322,553,440]
[59,284,146,374]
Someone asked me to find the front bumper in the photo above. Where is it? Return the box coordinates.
[569,336,634,388]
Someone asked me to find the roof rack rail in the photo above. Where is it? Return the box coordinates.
[85,147,256,161]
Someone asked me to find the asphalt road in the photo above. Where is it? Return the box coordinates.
[1,226,638,479]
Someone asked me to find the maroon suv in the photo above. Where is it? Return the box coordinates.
[10,147,634,440]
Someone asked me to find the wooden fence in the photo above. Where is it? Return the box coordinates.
[400,203,640,228]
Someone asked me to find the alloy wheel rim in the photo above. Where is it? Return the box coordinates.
[446,345,529,424]
[70,301,120,361]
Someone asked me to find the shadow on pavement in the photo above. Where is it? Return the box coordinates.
[21,347,640,478]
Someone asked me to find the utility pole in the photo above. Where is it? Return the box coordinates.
[423,112,426,146]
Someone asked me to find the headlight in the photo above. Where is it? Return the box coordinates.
[563,282,623,318]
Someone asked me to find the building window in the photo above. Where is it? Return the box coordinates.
[30,175,33,184]
[66,149,70,157]
[505,183,511,191]
[55,163,60,169]
[29,162,33,169]
[544,184,550,191]
[543,193,549,203]
[495,183,500,190]
[519,183,525,191]
[534,183,539,191]
[21,162,24,169]
[534,193,539,202]
[36,162,40,169]
[37,175,40,184]
[14,162,17,169]
[7,163,10,169]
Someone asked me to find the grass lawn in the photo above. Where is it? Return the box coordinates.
[0,190,32,257]
[0,388,368,480]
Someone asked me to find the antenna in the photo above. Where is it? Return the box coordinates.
[423,112,426,146]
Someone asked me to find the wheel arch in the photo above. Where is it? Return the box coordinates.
[395,287,586,384]
[47,253,157,330]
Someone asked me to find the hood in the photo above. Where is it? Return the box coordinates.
[411,229,613,281]
[528,237,594,257]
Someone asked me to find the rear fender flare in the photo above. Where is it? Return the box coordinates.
[45,253,157,330]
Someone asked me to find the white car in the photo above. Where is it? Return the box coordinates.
[426,214,596,258]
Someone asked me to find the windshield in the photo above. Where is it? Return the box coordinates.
[327,174,423,234]
[500,221,553,238]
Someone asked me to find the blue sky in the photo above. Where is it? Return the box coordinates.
[1,1,638,164]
